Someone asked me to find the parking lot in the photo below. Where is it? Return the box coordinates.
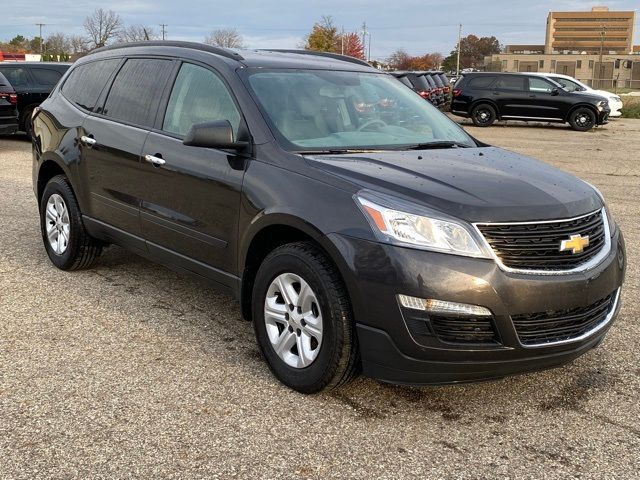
[1,119,639,479]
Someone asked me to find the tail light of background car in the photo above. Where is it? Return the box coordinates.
[418,90,431,99]
[453,89,462,97]
[0,92,17,105]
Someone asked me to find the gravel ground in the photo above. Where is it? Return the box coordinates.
[1,119,639,479]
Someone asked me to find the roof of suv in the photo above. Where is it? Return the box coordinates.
[91,41,376,72]
[0,62,71,67]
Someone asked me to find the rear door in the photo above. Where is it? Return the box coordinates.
[139,61,247,278]
[491,75,529,118]
[80,57,175,239]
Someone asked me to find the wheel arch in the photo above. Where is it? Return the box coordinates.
[37,157,73,203]
[565,103,598,123]
[238,214,350,322]
[470,99,500,118]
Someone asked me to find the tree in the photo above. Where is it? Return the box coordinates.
[83,8,122,49]
[45,32,71,55]
[8,35,29,52]
[442,34,501,72]
[70,35,90,54]
[387,50,442,70]
[204,28,244,48]
[340,32,365,60]
[118,25,158,43]
[29,37,43,53]
[304,16,340,53]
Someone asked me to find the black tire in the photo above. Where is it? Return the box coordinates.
[22,107,34,139]
[252,241,359,393]
[569,107,596,132]
[471,103,497,127]
[39,175,103,270]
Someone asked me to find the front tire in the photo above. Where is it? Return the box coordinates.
[252,242,359,393]
[471,103,497,127]
[569,107,596,132]
[40,175,103,270]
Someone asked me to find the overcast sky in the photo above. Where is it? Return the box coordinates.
[2,0,639,59]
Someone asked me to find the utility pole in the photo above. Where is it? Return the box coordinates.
[597,25,606,89]
[160,24,168,41]
[35,23,45,54]
[361,22,367,56]
[456,23,462,75]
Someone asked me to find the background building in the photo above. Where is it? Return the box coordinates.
[491,6,639,88]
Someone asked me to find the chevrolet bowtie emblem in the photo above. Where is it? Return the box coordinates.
[559,234,590,254]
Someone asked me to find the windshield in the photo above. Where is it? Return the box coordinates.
[244,69,475,152]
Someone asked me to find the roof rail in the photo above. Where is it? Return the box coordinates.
[260,49,371,67]
[91,41,244,61]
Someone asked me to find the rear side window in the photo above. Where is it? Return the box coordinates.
[62,59,120,111]
[396,76,412,88]
[31,68,63,86]
[466,76,497,88]
[163,63,241,137]
[102,58,173,127]
[494,76,526,91]
[0,67,30,88]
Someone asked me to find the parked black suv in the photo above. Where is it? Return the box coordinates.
[451,72,610,131]
[32,42,625,393]
[0,72,19,135]
[0,62,70,136]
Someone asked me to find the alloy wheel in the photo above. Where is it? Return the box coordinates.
[45,193,70,255]
[264,272,323,369]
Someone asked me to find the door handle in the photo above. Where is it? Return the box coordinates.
[529,94,536,98]
[492,91,500,95]
[144,154,166,166]
[80,135,96,146]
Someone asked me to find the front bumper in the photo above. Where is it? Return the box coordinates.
[327,229,625,385]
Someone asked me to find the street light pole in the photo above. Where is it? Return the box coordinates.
[35,23,45,54]
[597,25,606,89]
[456,23,462,75]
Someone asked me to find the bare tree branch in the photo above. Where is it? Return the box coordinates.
[83,8,122,49]
[203,28,244,48]
[117,25,159,43]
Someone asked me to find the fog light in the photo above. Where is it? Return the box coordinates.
[397,294,491,316]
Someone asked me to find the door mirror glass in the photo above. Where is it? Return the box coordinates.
[183,120,247,149]
[551,88,560,96]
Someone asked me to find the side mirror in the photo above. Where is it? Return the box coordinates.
[551,88,560,96]
[183,120,248,150]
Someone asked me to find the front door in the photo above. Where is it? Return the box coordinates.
[524,77,565,120]
[139,62,247,277]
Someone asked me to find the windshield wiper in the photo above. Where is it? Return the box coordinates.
[295,149,378,155]
[397,141,473,150]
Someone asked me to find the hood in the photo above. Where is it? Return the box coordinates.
[571,90,609,103]
[305,147,601,223]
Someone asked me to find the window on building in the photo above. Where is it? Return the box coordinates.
[589,60,594,69]
[538,60,545,69]
[551,60,556,71]
[514,60,519,70]
[576,60,582,69]
[501,60,507,71]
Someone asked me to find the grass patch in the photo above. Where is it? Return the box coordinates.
[620,96,640,119]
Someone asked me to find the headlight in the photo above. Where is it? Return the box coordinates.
[597,100,608,109]
[610,96,620,103]
[356,191,490,258]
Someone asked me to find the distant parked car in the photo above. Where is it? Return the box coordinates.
[0,62,70,137]
[389,71,435,102]
[451,72,610,131]
[0,72,18,135]
[528,72,623,118]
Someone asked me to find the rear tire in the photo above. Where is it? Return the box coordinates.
[569,107,596,132]
[40,175,103,270]
[21,107,34,139]
[252,241,359,393]
[471,103,497,127]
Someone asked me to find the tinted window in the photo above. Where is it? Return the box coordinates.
[396,76,412,88]
[495,76,526,91]
[0,67,29,87]
[163,63,241,137]
[467,76,496,88]
[62,59,120,111]
[103,58,172,127]
[528,77,556,93]
[430,75,444,87]
[31,68,63,86]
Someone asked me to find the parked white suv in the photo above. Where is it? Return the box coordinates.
[530,73,623,117]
